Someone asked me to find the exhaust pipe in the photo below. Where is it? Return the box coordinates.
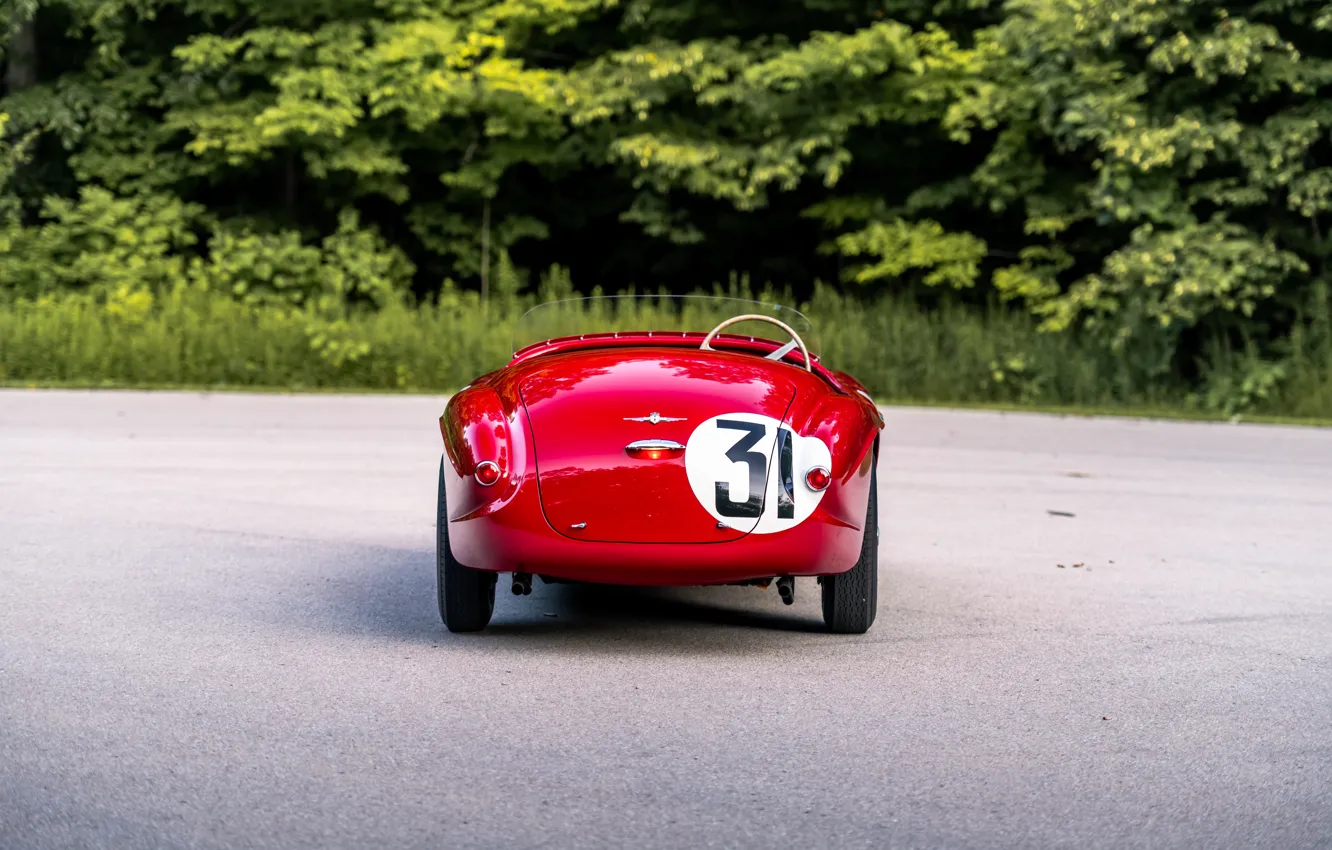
[776,576,795,605]
[512,572,533,596]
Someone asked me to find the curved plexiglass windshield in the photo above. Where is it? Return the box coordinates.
[512,295,819,357]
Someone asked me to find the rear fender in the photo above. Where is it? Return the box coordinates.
[440,386,531,521]
[785,391,881,529]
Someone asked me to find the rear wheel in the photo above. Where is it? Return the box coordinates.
[437,460,496,633]
[821,461,878,634]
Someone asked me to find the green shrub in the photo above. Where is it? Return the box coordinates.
[4,272,1330,419]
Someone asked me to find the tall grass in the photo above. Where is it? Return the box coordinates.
[2,283,1331,418]
[1271,283,1332,418]
[0,287,511,390]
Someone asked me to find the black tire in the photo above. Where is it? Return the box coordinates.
[822,460,878,634]
[437,459,496,633]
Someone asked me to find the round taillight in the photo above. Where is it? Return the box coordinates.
[805,466,831,491]
[474,461,501,486]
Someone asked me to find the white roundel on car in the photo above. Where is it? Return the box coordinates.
[684,412,832,534]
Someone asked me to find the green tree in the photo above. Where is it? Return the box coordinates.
[3,0,1332,411]
[938,0,1330,393]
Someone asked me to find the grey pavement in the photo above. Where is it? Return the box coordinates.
[1,389,1330,850]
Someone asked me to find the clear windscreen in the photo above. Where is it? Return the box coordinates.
[512,295,819,357]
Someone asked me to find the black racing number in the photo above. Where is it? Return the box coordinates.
[715,419,766,518]
[776,425,795,519]
[715,420,797,520]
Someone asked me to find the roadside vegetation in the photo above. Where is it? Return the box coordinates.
[4,0,1332,420]
[4,270,1331,419]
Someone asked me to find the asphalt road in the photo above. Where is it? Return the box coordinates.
[2,389,1330,850]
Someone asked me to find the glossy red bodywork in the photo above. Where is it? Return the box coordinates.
[440,332,883,586]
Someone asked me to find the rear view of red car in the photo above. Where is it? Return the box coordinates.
[437,296,884,633]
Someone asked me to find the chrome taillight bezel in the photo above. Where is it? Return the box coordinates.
[474,460,501,486]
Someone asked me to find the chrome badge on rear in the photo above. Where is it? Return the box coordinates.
[623,412,686,425]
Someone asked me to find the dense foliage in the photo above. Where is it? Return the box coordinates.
[4,281,1328,418]
[4,0,1332,412]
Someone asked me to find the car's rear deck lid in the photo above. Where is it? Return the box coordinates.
[520,350,798,544]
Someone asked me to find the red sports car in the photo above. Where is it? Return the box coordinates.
[436,296,884,633]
